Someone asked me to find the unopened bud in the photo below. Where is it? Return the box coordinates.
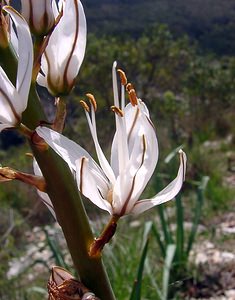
[37,0,87,96]
[21,0,55,36]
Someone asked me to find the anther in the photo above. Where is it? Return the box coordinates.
[117,69,127,85]
[128,89,138,106]
[80,100,90,112]
[86,93,97,111]
[126,83,134,92]
[111,106,124,117]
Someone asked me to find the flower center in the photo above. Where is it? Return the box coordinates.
[107,189,113,204]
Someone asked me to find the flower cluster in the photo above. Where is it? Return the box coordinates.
[0,0,86,131]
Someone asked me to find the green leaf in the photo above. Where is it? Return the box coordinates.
[162,244,176,300]
[158,205,174,246]
[152,223,166,257]
[129,222,152,300]
[44,228,68,269]
[175,194,184,262]
[164,145,184,164]
[186,176,209,255]
[26,286,47,295]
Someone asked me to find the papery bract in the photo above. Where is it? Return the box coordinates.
[0,6,33,131]
[36,62,186,217]
[37,0,86,96]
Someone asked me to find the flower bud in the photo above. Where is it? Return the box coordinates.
[37,0,87,96]
[21,0,55,36]
[0,6,33,132]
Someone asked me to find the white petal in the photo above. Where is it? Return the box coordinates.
[0,124,12,132]
[66,0,86,83]
[21,0,54,34]
[0,67,20,124]
[36,126,109,193]
[85,109,116,185]
[131,150,187,215]
[52,0,63,17]
[110,62,129,175]
[124,108,159,212]
[9,20,19,56]
[112,102,158,215]
[36,73,47,88]
[75,157,112,214]
[33,159,56,219]
[4,6,33,110]
[37,189,57,219]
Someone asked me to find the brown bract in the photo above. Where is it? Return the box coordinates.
[48,266,100,300]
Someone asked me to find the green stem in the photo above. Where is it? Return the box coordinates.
[28,109,115,299]
[32,145,115,299]
[0,45,17,83]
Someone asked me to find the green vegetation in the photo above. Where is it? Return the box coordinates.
[83,0,235,55]
[1,16,235,300]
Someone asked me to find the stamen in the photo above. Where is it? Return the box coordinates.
[117,69,127,85]
[86,93,97,112]
[111,105,124,117]
[128,89,138,106]
[80,100,90,112]
[126,83,134,92]
[179,149,186,180]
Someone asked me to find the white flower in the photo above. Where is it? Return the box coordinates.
[36,62,186,217]
[21,0,55,36]
[0,6,33,132]
[37,0,86,96]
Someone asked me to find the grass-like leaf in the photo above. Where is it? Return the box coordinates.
[162,244,176,300]
[175,194,184,262]
[186,176,209,255]
[129,221,152,300]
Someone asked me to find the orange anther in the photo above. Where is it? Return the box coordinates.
[86,93,97,111]
[111,106,124,117]
[126,83,134,92]
[117,69,127,85]
[128,89,138,106]
[80,100,90,112]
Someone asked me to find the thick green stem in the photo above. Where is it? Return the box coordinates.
[32,144,115,299]
[0,45,17,83]
[27,104,115,299]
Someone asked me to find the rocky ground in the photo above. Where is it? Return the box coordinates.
[6,207,235,299]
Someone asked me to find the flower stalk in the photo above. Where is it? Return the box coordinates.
[31,141,116,300]
[89,215,120,257]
